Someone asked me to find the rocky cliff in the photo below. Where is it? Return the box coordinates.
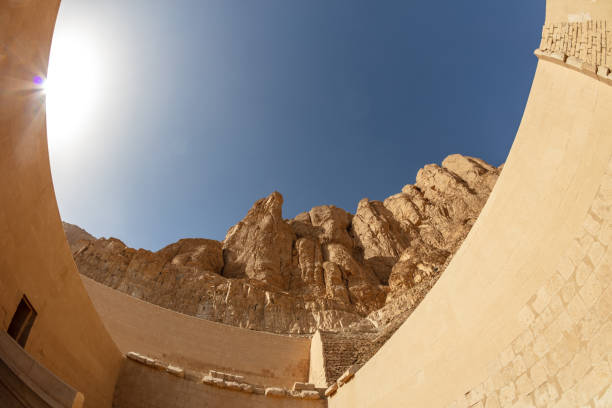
[65,154,500,335]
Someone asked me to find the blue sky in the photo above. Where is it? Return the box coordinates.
[48,0,545,251]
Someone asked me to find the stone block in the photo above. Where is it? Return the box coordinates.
[144,357,156,367]
[587,321,612,362]
[513,329,534,354]
[532,307,554,337]
[484,376,496,395]
[533,382,558,407]
[560,280,577,304]
[551,51,567,62]
[552,389,579,408]
[557,352,591,391]
[566,241,584,266]
[240,383,255,393]
[513,355,527,377]
[484,394,501,408]
[588,241,605,267]
[338,364,361,385]
[594,385,612,407]
[292,382,316,391]
[265,387,286,398]
[529,359,548,388]
[543,319,564,349]
[532,335,550,358]
[510,394,535,408]
[591,197,611,221]
[499,383,516,408]
[522,345,538,369]
[548,294,564,317]
[598,223,612,246]
[578,232,595,251]
[500,346,516,367]
[300,390,320,400]
[532,287,552,314]
[166,365,184,378]
[325,382,338,397]
[597,65,610,79]
[209,370,223,379]
[516,373,535,396]
[126,351,146,363]
[202,375,225,388]
[574,363,611,406]
[594,262,611,290]
[225,381,241,391]
[578,313,600,342]
[468,382,485,405]
[556,310,573,333]
[584,213,602,237]
[518,305,536,329]
[501,363,515,384]
[575,261,593,287]
[152,360,167,371]
[592,287,612,322]
[556,256,575,280]
[567,294,587,323]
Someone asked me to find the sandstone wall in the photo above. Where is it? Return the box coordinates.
[82,276,312,389]
[113,359,326,408]
[328,3,612,406]
[0,2,123,407]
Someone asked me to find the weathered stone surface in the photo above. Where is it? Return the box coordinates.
[264,387,286,398]
[65,154,499,337]
[62,221,95,252]
[352,199,409,283]
[299,390,321,400]
[222,191,295,290]
[292,382,316,391]
[325,382,338,397]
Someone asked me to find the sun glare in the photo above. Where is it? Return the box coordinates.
[46,31,101,152]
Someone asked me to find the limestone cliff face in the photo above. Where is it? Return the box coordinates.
[62,221,96,252]
[66,154,500,334]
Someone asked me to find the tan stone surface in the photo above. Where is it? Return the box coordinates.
[329,4,612,406]
[82,276,311,389]
[113,359,325,408]
[68,153,498,339]
[62,221,95,252]
[0,1,123,407]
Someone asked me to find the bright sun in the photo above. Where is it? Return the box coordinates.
[45,30,101,152]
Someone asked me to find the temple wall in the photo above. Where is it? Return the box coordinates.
[83,276,311,389]
[113,359,326,408]
[0,2,123,407]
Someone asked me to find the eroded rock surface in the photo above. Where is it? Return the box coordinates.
[65,154,500,335]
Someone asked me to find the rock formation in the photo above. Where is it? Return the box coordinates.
[65,154,501,335]
[62,221,95,252]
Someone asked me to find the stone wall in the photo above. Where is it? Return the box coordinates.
[539,21,611,70]
[0,2,124,407]
[113,359,326,408]
[83,276,311,389]
[444,158,612,408]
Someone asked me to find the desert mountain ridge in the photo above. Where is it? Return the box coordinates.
[64,153,501,339]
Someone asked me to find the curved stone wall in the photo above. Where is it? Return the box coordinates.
[0,2,123,407]
[83,276,311,389]
[328,2,612,407]
[113,359,325,408]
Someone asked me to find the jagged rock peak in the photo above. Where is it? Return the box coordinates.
[64,154,501,336]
